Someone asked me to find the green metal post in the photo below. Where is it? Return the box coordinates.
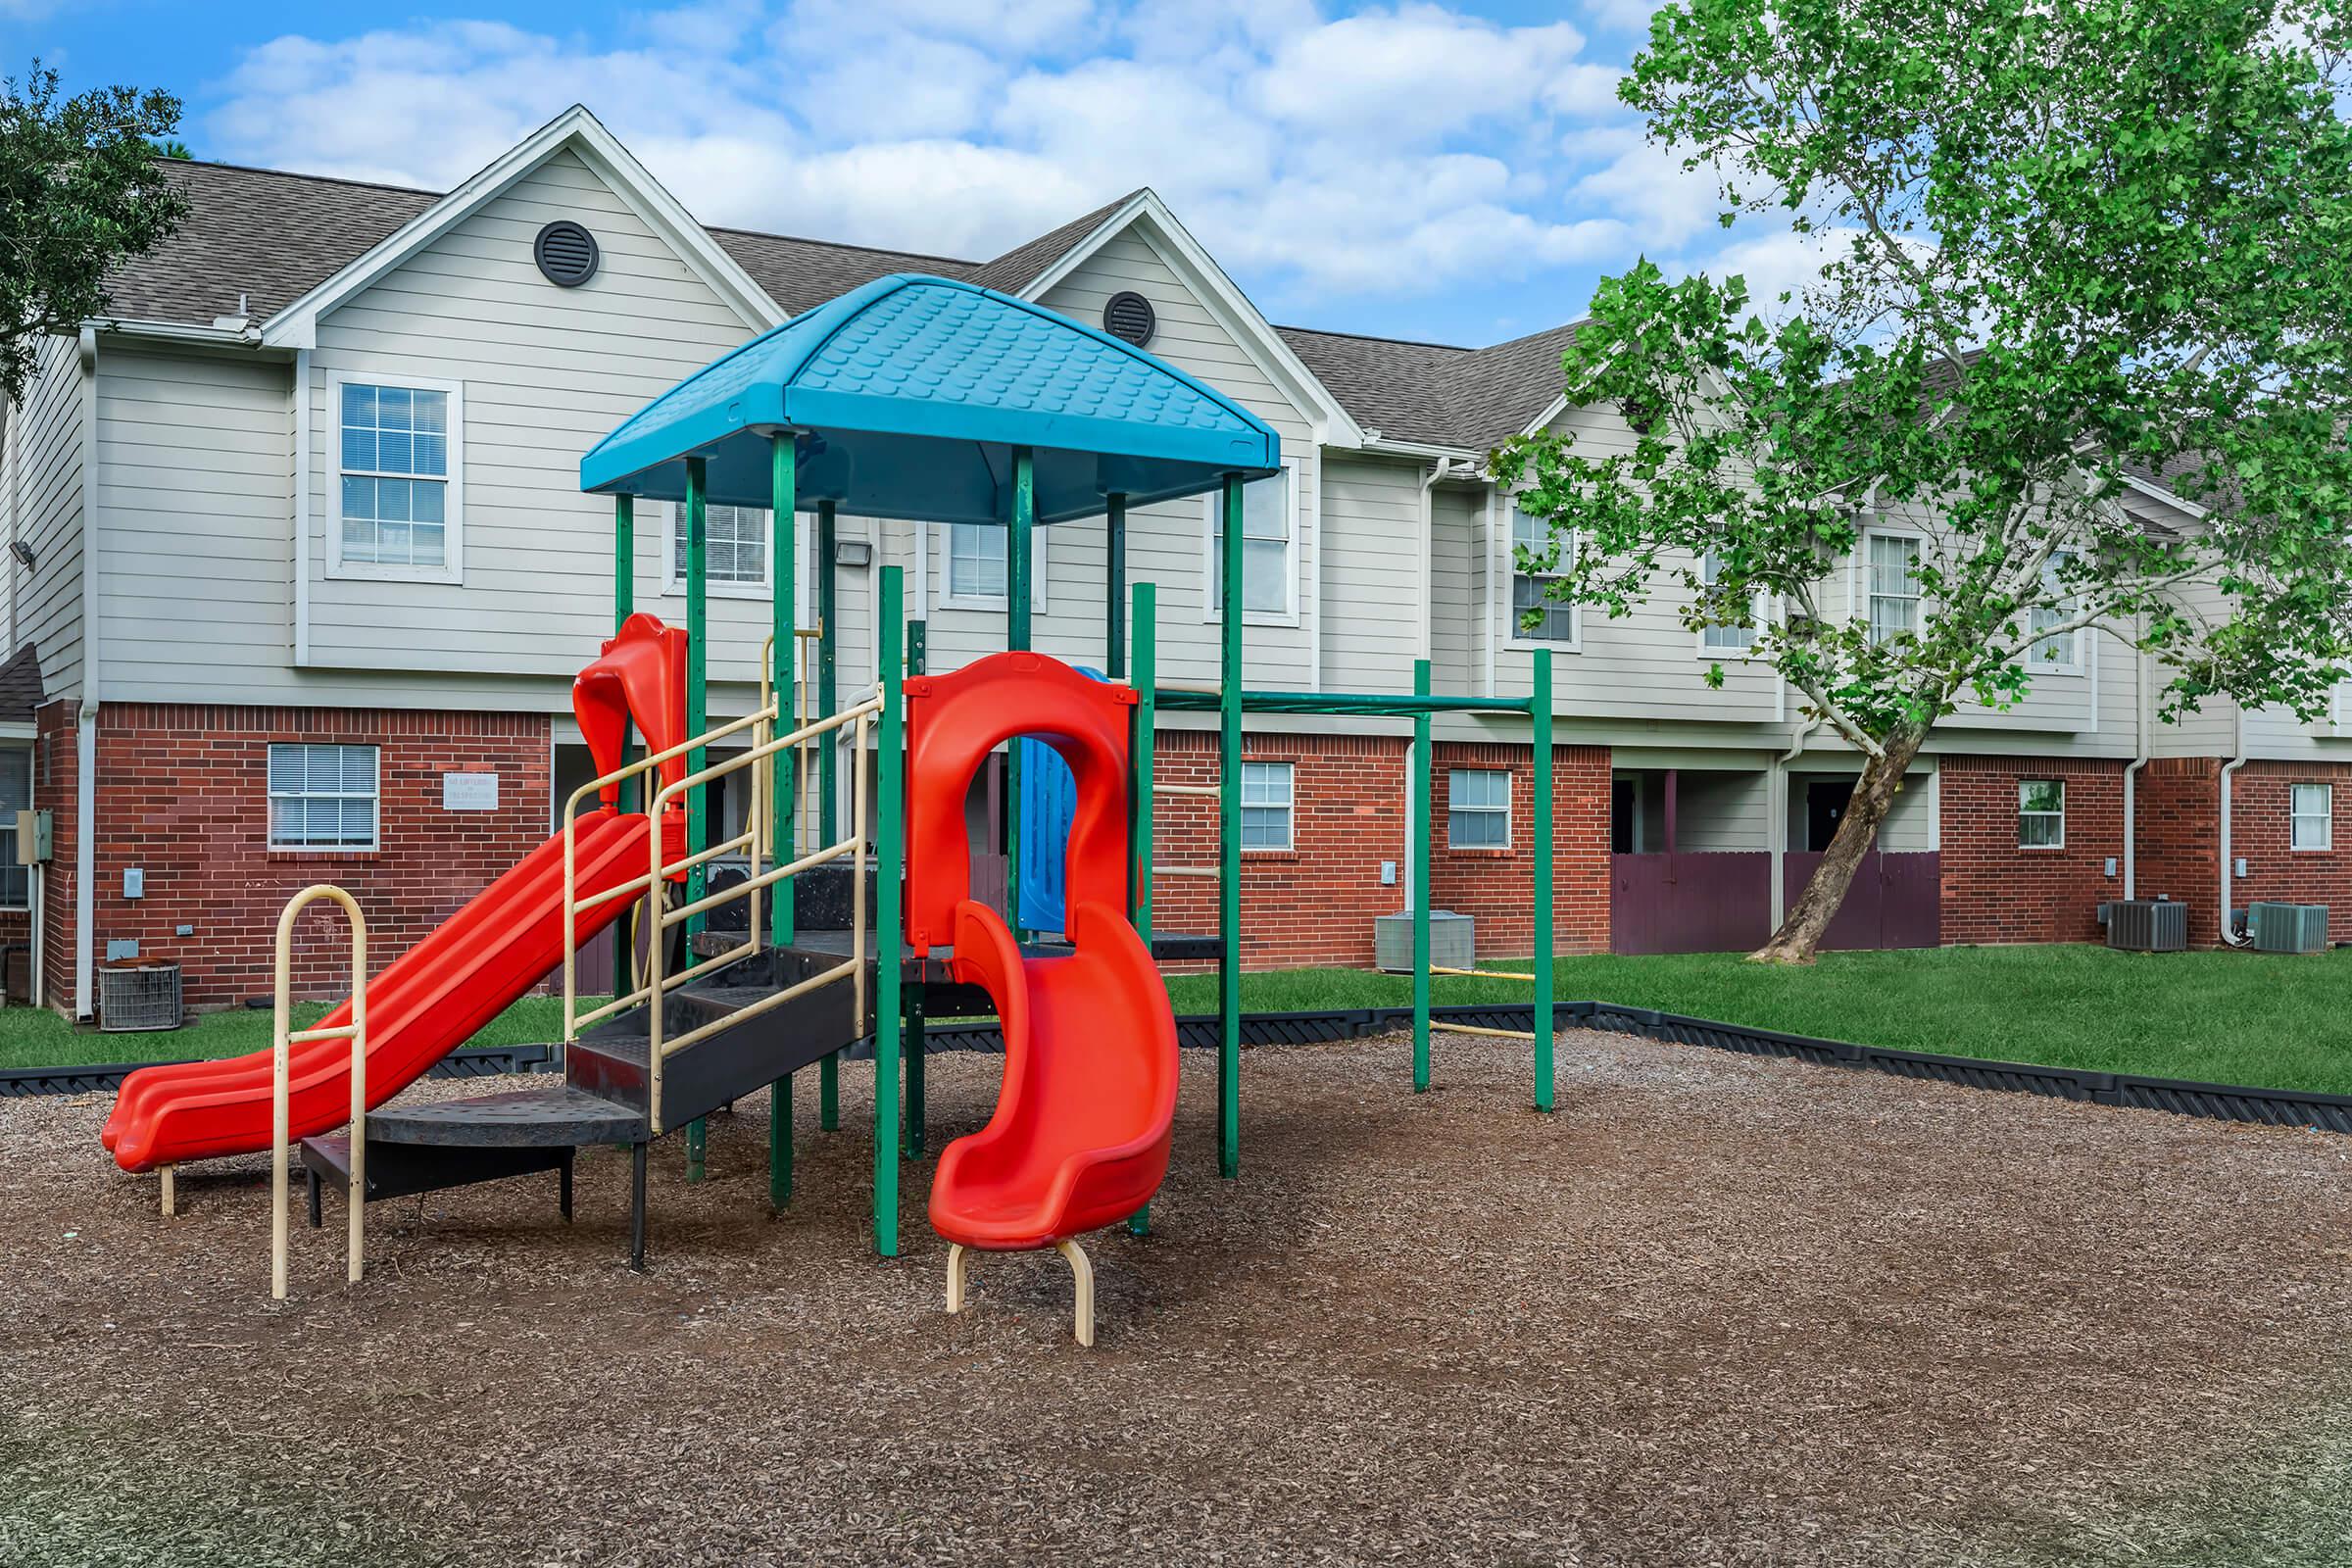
[684,457,710,1182]
[1412,658,1432,1093]
[1130,581,1155,941]
[1532,650,1556,1112]
[873,565,906,1257]
[771,434,797,945]
[1218,474,1243,1179]
[1006,450,1035,939]
[770,1072,792,1208]
[1127,578,1154,1239]
[817,500,841,1134]
[1105,493,1127,680]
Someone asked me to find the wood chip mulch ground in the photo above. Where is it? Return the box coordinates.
[4,1025,2351,1568]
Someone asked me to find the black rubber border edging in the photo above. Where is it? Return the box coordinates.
[7,1006,2349,1137]
[0,1043,558,1100]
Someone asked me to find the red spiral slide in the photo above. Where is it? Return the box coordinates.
[904,652,1179,1254]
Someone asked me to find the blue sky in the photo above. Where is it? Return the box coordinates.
[2,0,1826,346]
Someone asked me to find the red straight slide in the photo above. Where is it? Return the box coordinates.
[103,808,660,1173]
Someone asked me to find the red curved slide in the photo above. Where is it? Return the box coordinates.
[104,808,662,1173]
[929,897,1177,1250]
[903,648,1178,1252]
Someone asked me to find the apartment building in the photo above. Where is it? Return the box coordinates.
[2,106,2343,1014]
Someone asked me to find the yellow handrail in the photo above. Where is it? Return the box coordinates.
[271,884,367,1302]
[759,627,825,860]
[639,693,881,1131]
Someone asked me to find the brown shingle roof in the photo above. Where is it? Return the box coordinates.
[106,159,1590,457]
[0,643,45,722]
[103,160,436,326]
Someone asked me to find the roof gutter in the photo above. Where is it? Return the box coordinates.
[88,317,269,351]
[1365,432,1483,467]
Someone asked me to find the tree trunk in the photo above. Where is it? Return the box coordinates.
[1750,723,1929,964]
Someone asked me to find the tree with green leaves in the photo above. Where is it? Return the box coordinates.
[1495,0,2352,963]
[1,62,186,404]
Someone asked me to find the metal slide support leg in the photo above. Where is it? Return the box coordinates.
[1056,1238,1097,1348]
[820,1053,839,1132]
[904,983,927,1159]
[629,1142,649,1272]
[685,1119,706,1185]
[770,1070,794,1209]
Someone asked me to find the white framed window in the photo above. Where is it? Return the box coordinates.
[1866,532,1921,646]
[940,523,1047,612]
[1204,466,1298,622]
[1510,503,1578,647]
[1446,768,1511,849]
[328,373,462,583]
[1699,548,1757,653]
[2029,554,2081,670]
[2292,783,2332,852]
[2018,778,2065,849]
[269,743,380,852]
[666,502,769,595]
[0,748,26,909]
[1240,760,1294,851]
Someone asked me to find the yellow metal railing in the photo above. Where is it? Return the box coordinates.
[270,884,368,1302]
[562,687,883,1136]
[759,627,825,860]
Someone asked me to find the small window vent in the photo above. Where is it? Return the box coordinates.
[533,220,601,288]
[1102,290,1155,348]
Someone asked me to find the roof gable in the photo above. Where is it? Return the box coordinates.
[259,105,781,348]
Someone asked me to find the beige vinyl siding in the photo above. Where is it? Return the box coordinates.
[1028,226,1316,692]
[96,346,294,700]
[11,334,85,702]
[302,148,768,708]
[1486,404,1782,729]
[1428,485,1478,690]
[1320,455,1426,695]
[1673,770,1771,852]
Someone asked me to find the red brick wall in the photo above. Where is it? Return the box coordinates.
[1430,741,1612,958]
[1149,728,1407,970]
[2137,757,2223,944]
[2212,760,2352,940]
[43,702,552,1010]
[1144,729,1611,970]
[35,698,79,1007]
[1937,755,2126,944]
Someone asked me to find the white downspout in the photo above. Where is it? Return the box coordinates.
[2123,635,2150,901]
[2220,704,2248,946]
[1402,457,1457,916]
[74,327,99,1019]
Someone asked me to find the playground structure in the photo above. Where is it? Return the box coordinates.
[101,273,1562,1343]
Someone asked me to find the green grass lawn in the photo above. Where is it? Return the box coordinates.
[5,945,2348,1099]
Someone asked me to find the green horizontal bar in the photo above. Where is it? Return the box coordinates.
[1156,687,1535,717]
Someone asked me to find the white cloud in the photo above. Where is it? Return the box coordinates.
[199,0,1723,317]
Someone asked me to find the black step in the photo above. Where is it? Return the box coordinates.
[300,1129,576,1214]
[566,945,863,1130]
[364,1084,644,1147]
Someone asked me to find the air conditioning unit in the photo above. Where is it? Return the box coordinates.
[2105,899,2187,953]
[2250,902,2329,955]
[1375,910,1475,973]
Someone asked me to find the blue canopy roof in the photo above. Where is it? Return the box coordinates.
[581,273,1281,525]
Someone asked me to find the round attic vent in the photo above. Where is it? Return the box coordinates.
[533,220,600,288]
[1102,290,1155,348]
